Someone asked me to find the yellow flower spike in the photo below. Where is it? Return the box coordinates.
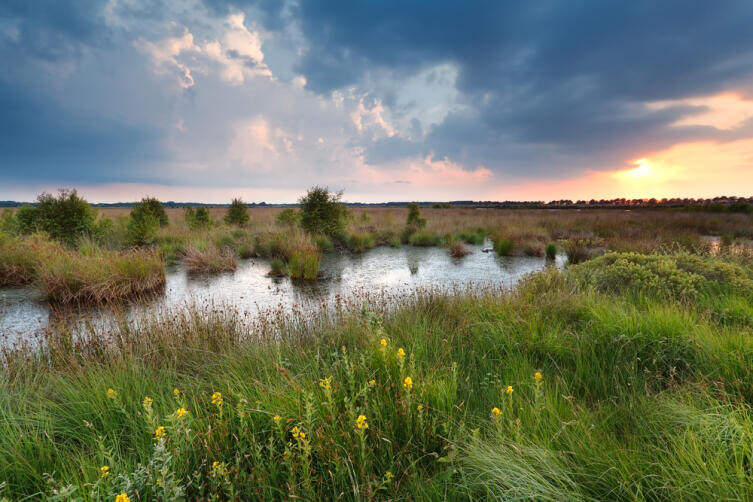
[403,376,413,390]
[142,396,153,409]
[292,426,305,440]
[273,415,282,423]
[506,385,514,395]
[173,388,180,397]
[385,471,394,483]
[380,338,388,347]
[319,377,332,390]
[175,408,188,419]
[115,493,131,502]
[417,405,424,412]
[491,407,502,418]
[299,431,306,439]
[212,461,220,468]
[211,391,223,406]
[534,371,543,381]
[100,465,110,478]
[106,388,117,400]
[356,414,369,430]
[154,426,166,439]
[396,348,406,359]
[368,379,376,386]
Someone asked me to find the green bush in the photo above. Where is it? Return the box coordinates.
[17,190,96,245]
[127,198,168,245]
[224,198,250,226]
[130,197,169,228]
[185,207,212,229]
[275,208,300,227]
[545,242,557,260]
[298,186,348,237]
[405,202,427,231]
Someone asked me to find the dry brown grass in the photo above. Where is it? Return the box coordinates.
[184,246,237,274]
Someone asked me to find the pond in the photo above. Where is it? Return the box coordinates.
[0,243,565,347]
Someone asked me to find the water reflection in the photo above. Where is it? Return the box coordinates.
[0,243,566,347]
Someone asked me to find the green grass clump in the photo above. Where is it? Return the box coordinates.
[2,252,753,499]
[458,229,486,245]
[491,235,514,256]
[409,230,441,247]
[545,242,557,260]
[0,233,61,287]
[346,232,376,253]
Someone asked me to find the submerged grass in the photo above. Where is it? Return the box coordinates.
[1,252,752,499]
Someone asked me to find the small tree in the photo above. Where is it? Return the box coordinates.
[130,197,169,227]
[405,203,426,230]
[185,206,212,229]
[298,186,348,237]
[20,190,97,245]
[275,208,300,227]
[224,198,250,226]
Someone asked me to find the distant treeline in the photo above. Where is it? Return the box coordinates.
[2,196,753,212]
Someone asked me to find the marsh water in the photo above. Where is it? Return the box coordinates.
[0,243,565,347]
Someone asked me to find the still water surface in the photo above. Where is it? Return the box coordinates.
[0,243,564,346]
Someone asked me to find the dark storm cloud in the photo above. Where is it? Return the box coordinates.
[276,0,753,172]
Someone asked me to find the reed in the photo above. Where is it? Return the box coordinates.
[183,246,237,274]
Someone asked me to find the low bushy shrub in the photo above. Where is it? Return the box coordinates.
[17,190,97,245]
[224,198,250,226]
[299,187,348,237]
[185,207,212,229]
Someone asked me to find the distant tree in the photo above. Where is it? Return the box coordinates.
[298,186,348,237]
[224,198,250,226]
[130,197,169,227]
[275,208,300,227]
[127,197,168,245]
[185,206,212,229]
[405,202,426,231]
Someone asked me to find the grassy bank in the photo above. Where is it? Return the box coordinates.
[1,251,752,499]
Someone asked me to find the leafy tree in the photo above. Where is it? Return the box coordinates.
[298,186,348,237]
[130,197,169,227]
[405,202,426,230]
[224,198,250,226]
[185,206,212,229]
[275,208,300,227]
[17,190,97,245]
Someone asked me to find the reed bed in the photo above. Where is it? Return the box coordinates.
[36,247,166,304]
[183,246,237,274]
[1,252,752,499]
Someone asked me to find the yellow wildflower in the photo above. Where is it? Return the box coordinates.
[115,493,130,502]
[356,414,369,430]
[385,471,394,482]
[403,376,413,390]
[211,391,223,406]
[106,388,117,400]
[212,461,220,468]
[397,348,406,359]
[380,338,388,347]
[491,407,501,418]
[534,371,543,381]
[173,388,180,396]
[417,404,424,412]
[319,377,331,390]
[292,426,306,440]
[369,379,376,386]
[273,414,282,423]
[100,465,110,478]
[142,396,153,409]
[506,385,514,395]
[175,407,188,419]
[154,426,166,439]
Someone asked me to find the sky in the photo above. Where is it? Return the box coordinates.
[2,1,753,203]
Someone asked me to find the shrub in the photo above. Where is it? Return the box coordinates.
[492,235,514,256]
[298,186,348,237]
[275,208,300,227]
[0,209,18,235]
[545,242,557,260]
[224,198,250,226]
[185,207,212,229]
[405,202,427,232]
[127,211,160,246]
[19,190,97,245]
[130,197,169,228]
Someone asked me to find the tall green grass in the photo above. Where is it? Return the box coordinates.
[1,253,752,499]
